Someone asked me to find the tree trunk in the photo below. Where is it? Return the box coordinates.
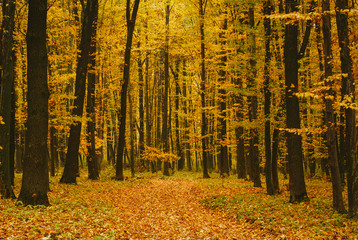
[137,42,145,170]
[248,7,261,188]
[115,0,140,180]
[335,0,357,217]
[17,0,49,205]
[162,1,170,176]
[128,91,135,178]
[218,8,229,177]
[60,0,98,184]
[172,61,184,171]
[86,0,99,180]
[0,0,16,199]
[284,0,308,202]
[199,0,210,179]
[321,0,345,213]
[182,61,192,171]
[264,0,274,195]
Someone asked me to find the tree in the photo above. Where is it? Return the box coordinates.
[335,0,357,217]
[17,0,49,205]
[86,0,99,180]
[217,6,229,177]
[116,0,140,180]
[284,0,308,202]
[321,0,345,214]
[263,0,274,195]
[60,0,99,184]
[247,6,261,188]
[199,0,210,179]
[162,0,170,176]
[0,0,16,199]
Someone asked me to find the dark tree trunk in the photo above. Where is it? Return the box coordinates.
[60,0,98,184]
[10,83,15,186]
[137,42,145,170]
[271,127,280,193]
[0,0,16,198]
[17,0,49,205]
[171,61,184,171]
[49,126,58,177]
[199,0,210,179]
[182,61,192,171]
[284,0,308,202]
[248,7,261,188]
[218,8,229,177]
[162,1,170,176]
[321,0,345,213]
[264,0,274,195]
[86,0,99,180]
[128,91,135,178]
[335,0,357,217]
[115,0,140,180]
[145,51,154,173]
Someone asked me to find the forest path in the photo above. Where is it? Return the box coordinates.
[0,176,274,239]
[104,178,273,239]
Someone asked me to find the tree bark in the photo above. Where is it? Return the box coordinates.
[284,0,308,202]
[0,0,16,199]
[182,61,192,171]
[264,0,274,195]
[218,8,229,177]
[162,1,170,176]
[17,0,49,205]
[321,0,345,213]
[335,0,357,217]
[199,0,210,179]
[86,0,99,180]
[248,7,261,187]
[137,42,145,170]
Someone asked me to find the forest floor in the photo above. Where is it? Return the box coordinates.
[0,168,357,239]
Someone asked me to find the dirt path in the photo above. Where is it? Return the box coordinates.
[105,179,272,239]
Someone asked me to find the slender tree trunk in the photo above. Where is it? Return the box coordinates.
[264,0,274,195]
[17,0,49,205]
[162,1,170,176]
[10,83,15,186]
[284,0,308,202]
[171,61,185,171]
[115,0,140,180]
[182,61,192,171]
[248,7,261,187]
[0,0,16,198]
[86,0,99,180]
[321,0,345,213]
[218,8,229,177]
[137,42,145,170]
[128,91,135,178]
[50,126,58,177]
[60,0,98,184]
[199,0,210,179]
[335,0,357,217]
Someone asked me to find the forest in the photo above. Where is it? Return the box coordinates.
[1,0,358,238]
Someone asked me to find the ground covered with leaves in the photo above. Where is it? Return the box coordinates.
[1,169,357,239]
